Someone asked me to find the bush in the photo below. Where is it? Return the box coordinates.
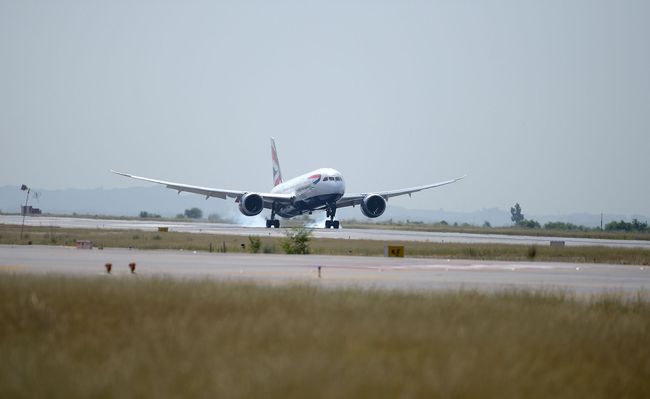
[544,221,585,231]
[139,211,161,218]
[605,219,648,232]
[281,227,312,254]
[184,208,203,219]
[518,219,541,229]
[248,236,261,253]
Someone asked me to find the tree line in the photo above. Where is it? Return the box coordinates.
[511,203,648,232]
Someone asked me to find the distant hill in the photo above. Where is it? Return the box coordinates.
[1,185,646,227]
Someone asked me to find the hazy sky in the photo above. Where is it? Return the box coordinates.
[1,1,648,216]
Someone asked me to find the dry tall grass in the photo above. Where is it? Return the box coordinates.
[1,274,649,398]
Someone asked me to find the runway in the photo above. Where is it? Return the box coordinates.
[1,244,648,296]
[3,215,650,249]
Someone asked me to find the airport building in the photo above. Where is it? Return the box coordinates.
[21,205,42,216]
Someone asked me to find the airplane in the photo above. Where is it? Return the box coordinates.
[111,138,465,229]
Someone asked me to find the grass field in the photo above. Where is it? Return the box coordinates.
[2,224,649,265]
[0,274,648,398]
[342,220,650,241]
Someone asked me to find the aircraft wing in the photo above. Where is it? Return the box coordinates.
[336,175,466,208]
[110,170,293,207]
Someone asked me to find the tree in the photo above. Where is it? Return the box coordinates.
[184,207,203,219]
[510,203,524,225]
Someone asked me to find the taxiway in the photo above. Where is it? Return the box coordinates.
[1,244,648,296]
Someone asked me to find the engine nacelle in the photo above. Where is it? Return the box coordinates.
[360,194,387,218]
[238,193,264,216]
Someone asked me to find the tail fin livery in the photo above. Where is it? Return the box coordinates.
[271,138,283,187]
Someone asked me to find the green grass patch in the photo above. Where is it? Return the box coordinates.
[0,274,649,398]
[1,224,649,265]
[343,220,650,241]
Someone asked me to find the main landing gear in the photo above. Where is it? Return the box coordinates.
[266,205,280,228]
[325,204,340,229]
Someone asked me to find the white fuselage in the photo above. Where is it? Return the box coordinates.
[270,168,345,217]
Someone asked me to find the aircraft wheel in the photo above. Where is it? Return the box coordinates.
[332,220,340,229]
[266,220,272,228]
[274,220,280,228]
[325,220,332,229]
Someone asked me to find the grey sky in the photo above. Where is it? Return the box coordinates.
[1,1,648,216]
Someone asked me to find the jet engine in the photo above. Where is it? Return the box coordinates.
[238,193,264,216]
[360,194,386,218]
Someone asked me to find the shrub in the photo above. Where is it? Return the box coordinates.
[544,221,585,231]
[248,236,261,253]
[139,211,161,218]
[518,219,541,229]
[605,219,648,232]
[281,227,312,254]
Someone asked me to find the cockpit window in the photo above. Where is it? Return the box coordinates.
[335,176,342,181]
[323,177,329,181]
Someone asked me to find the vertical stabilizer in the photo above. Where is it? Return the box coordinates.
[271,138,283,187]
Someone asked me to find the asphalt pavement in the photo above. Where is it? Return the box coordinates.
[2,244,648,296]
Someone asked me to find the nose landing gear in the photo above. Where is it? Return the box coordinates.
[266,219,280,228]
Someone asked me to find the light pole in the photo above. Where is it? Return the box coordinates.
[20,184,30,240]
